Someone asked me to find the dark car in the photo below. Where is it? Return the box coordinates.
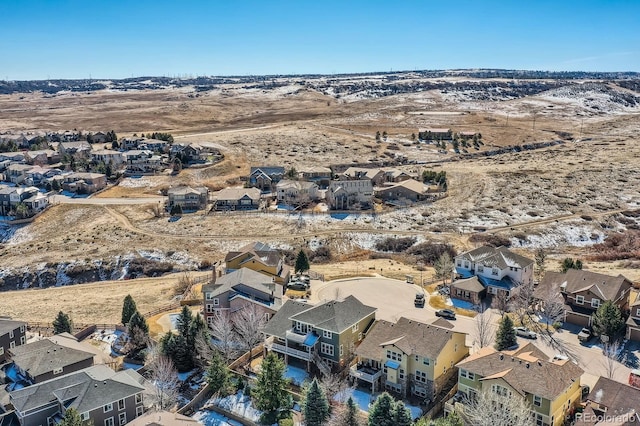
[287,281,308,291]
[414,293,425,308]
[436,309,456,320]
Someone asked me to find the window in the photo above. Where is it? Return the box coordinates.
[399,369,405,380]
[465,262,470,268]
[533,395,542,407]
[105,418,114,426]
[10,342,15,349]
[358,332,362,341]
[531,412,543,426]
[118,399,125,410]
[104,403,113,413]
[213,298,219,306]
[415,370,428,383]
[136,406,144,417]
[0,347,4,356]
[637,308,640,317]
[492,385,510,397]
[321,342,334,356]
[323,330,332,339]
[352,323,359,333]
[460,369,474,380]
[205,292,214,300]
[340,345,344,356]
[263,313,270,321]
[386,350,401,361]
[423,358,430,366]
[206,304,216,313]
[20,325,25,333]
[591,298,601,308]
[119,413,127,425]
[415,355,419,362]
[53,367,63,374]
[477,265,484,273]
[456,261,461,267]
[20,336,25,345]
[454,343,458,352]
[492,268,499,276]
[81,412,90,421]
[47,417,55,426]
[9,330,13,339]
[576,295,584,305]
[135,393,143,404]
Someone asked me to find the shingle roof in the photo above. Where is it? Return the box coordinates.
[202,268,280,299]
[275,180,317,190]
[587,376,640,419]
[127,411,199,426]
[457,246,533,270]
[215,187,261,201]
[289,295,376,334]
[225,242,281,266]
[355,317,464,361]
[10,365,145,414]
[456,343,583,401]
[0,319,26,336]
[536,269,632,303]
[10,339,95,378]
[167,186,207,196]
[451,276,485,293]
[261,300,312,339]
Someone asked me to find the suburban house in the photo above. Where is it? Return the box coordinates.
[6,164,33,184]
[57,141,92,156]
[535,269,633,328]
[91,149,125,167]
[449,343,583,426]
[578,376,640,425]
[224,242,290,284]
[24,150,60,165]
[626,289,640,341]
[167,186,209,211]
[298,166,332,188]
[275,180,320,206]
[123,150,165,174]
[120,137,145,150]
[213,187,261,211]
[342,167,386,186]
[8,338,95,384]
[0,152,26,163]
[137,139,169,153]
[449,276,486,305]
[248,166,285,192]
[25,166,62,186]
[263,295,376,374]
[10,364,147,426]
[374,178,428,205]
[0,318,27,363]
[351,317,468,400]
[419,128,453,141]
[62,172,107,194]
[454,246,534,298]
[91,132,109,143]
[383,169,413,183]
[202,267,284,326]
[326,179,373,210]
[0,186,45,216]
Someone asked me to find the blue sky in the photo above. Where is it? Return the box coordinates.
[1,0,638,80]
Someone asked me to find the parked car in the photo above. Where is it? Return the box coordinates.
[578,328,592,342]
[515,327,537,339]
[288,281,308,291]
[435,309,456,320]
[414,293,425,308]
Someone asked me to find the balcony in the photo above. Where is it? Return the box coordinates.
[350,365,382,383]
[285,329,308,344]
[267,341,312,361]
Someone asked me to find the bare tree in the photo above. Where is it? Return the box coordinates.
[510,280,535,326]
[194,332,215,368]
[434,253,454,285]
[208,311,238,363]
[536,288,565,332]
[491,291,511,317]
[233,304,267,371]
[146,346,180,411]
[462,388,535,426]
[473,309,495,349]
[601,340,623,379]
[319,372,354,404]
[534,248,546,283]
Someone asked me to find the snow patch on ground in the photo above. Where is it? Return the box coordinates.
[137,249,200,268]
[119,177,159,188]
[284,365,309,386]
[510,222,605,249]
[199,390,261,423]
[1,224,33,245]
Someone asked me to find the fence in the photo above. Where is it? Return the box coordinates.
[423,383,458,419]
[27,322,123,335]
[229,344,265,371]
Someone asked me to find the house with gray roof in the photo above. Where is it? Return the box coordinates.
[578,376,640,425]
[167,186,209,211]
[224,242,290,284]
[0,319,26,363]
[9,339,94,384]
[213,187,261,211]
[263,295,376,374]
[351,317,468,398]
[202,267,284,327]
[454,246,534,298]
[248,166,285,192]
[10,365,146,426]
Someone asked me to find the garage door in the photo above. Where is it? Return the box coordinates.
[565,312,591,327]
[629,327,640,342]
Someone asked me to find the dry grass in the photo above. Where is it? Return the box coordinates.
[428,294,476,318]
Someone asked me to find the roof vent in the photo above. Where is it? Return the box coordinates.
[94,384,98,387]
[103,381,107,385]
[537,360,542,366]
[511,357,514,362]
[526,363,530,368]
[499,354,504,360]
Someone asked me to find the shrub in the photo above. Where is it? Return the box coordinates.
[407,242,456,265]
[374,237,416,253]
[309,246,332,262]
[469,233,512,248]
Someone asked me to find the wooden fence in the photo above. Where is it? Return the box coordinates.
[229,344,265,371]
[423,383,458,420]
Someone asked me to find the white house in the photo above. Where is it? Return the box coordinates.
[275,180,319,205]
[326,179,373,210]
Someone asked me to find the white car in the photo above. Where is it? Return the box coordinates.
[514,327,537,339]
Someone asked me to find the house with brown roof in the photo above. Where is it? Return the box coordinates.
[577,376,640,425]
[213,187,261,211]
[298,166,332,188]
[275,180,320,206]
[449,343,583,426]
[535,270,633,328]
[351,317,468,399]
[57,141,92,156]
[224,242,290,284]
[62,172,107,194]
[450,276,486,305]
[341,167,386,185]
[327,179,373,210]
[167,186,209,211]
[248,166,285,192]
[374,178,428,205]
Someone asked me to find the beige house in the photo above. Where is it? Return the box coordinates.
[91,149,124,166]
[352,317,468,399]
[213,187,261,211]
[167,186,209,211]
[63,172,107,193]
[627,289,640,341]
[275,179,320,206]
[327,179,373,210]
[224,241,290,284]
[374,178,428,204]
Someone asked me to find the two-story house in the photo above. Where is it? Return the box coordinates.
[248,166,285,192]
[326,179,373,210]
[0,318,27,362]
[213,187,261,211]
[351,317,468,400]
[449,343,583,426]
[6,164,33,184]
[341,167,386,186]
[167,186,209,211]
[454,246,534,299]
[91,149,125,167]
[578,376,640,425]
[123,150,165,174]
[535,269,633,328]
[298,166,332,188]
[63,172,107,194]
[0,186,43,216]
[224,242,290,284]
[626,289,640,341]
[57,141,92,156]
[275,180,320,206]
[24,150,60,166]
[202,267,284,326]
[262,295,376,374]
[10,365,147,426]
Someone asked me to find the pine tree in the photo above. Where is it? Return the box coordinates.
[392,401,412,426]
[206,351,231,397]
[58,408,85,426]
[303,378,330,426]
[254,353,292,424]
[295,249,310,274]
[121,294,137,324]
[53,311,72,334]
[495,315,517,350]
[340,396,361,426]
[176,306,193,339]
[368,392,395,426]
[592,300,625,339]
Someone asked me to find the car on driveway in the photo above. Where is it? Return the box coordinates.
[515,327,537,339]
[414,293,425,308]
[436,309,456,320]
[578,328,592,342]
[287,281,308,291]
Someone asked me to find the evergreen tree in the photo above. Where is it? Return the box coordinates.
[254,353,292,424]
[368,392,395,426]
[560,258,583,273]
[303,378,330,426]
[126,311,149,358]
[335,396,361,426]
[592,300,625,339]
[205,351,231,397]
[495,315,517,351]
[58,408,86,426]
[392,401,412,426]
[175,305,193,339]
[53,311,72,334]
[161,333,193,372]
[295,249,310,274]
[121,294,137,324]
